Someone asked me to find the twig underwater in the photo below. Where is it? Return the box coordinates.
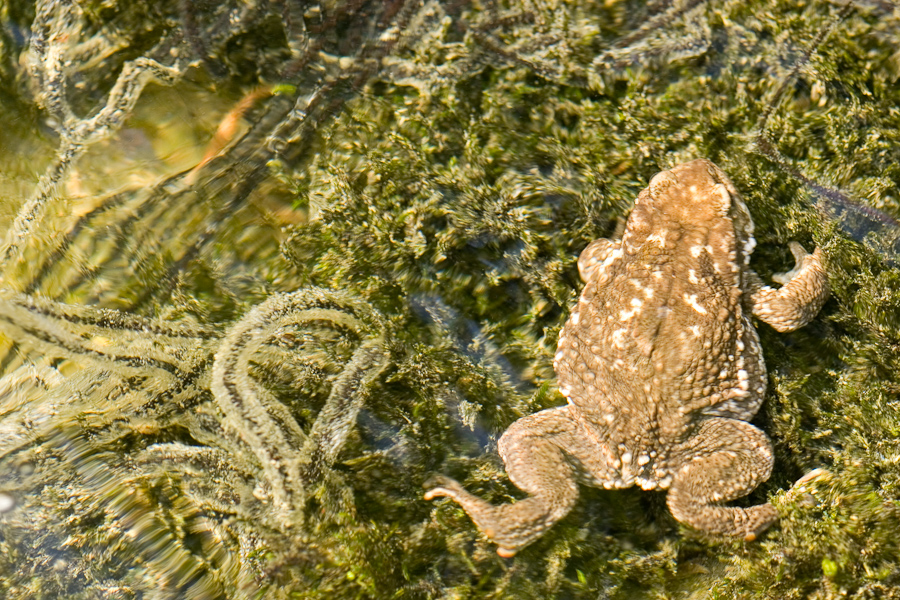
[750,0,900,263]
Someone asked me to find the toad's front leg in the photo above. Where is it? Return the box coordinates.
[666,418,777,539]
[425,406,593,557]
[748,243,829,332]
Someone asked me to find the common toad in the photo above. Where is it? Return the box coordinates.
[425,159,829,556]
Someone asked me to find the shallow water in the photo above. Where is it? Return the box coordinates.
[1,1,900,598]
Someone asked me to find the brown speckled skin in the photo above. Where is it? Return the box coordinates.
[425,160,829,556]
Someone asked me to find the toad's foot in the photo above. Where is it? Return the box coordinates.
[425,407,586,557]
[424,473,574,558]
[424,475,524,557]
[778,468,831,509]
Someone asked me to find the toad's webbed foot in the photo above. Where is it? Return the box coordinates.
[425,406,588,556]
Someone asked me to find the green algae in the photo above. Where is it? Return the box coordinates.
[1,0,900,598]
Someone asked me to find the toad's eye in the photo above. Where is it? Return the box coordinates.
[712,183,732,214]
[649,170,677,199]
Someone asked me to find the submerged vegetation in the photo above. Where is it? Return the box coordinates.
[1,0,900,598]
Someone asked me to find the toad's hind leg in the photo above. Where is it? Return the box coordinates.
[666,418,777,540]
[425,406,586,556]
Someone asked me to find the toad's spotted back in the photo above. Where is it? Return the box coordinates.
[426,159,830,557]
